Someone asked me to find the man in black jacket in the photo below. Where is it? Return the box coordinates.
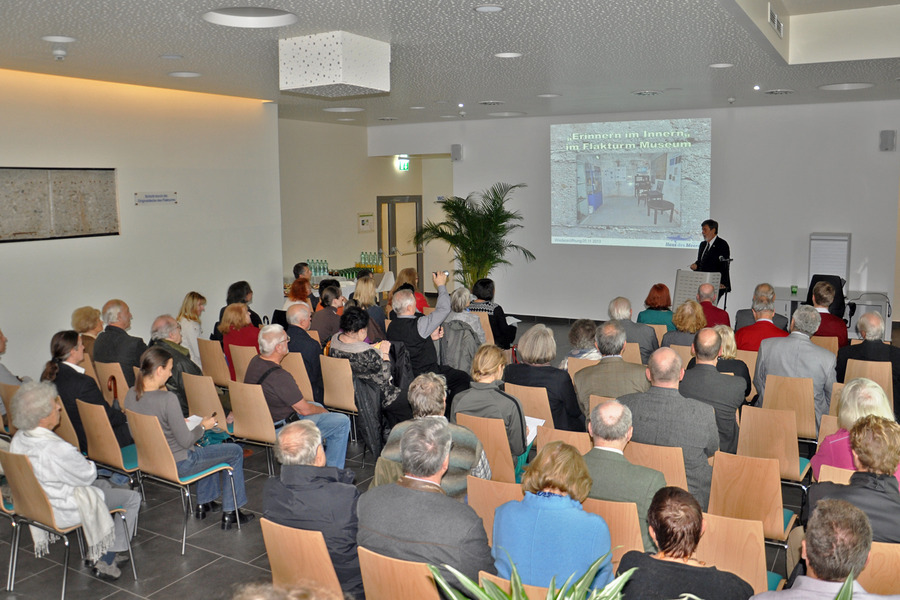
[836,311,900,416]
[285,303,324,404]
[93,299,147,387]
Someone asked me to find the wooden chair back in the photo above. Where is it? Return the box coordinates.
[810,335,839,355]
[817,414,840,446]
[79,356,101,387]
[183,373,227,418]
[845,359,894,409]
[476,312,494,346]
[567,357,599,379]
[830,382,845,416]
[669,344,693,368]
[534,426,592,455]
[737,406,807,482]
[282,352,315,401]
[695,512,769,594]
[229,344,258,383]
[709,451,794,541]
[504,383,553,426]
[734,349,759,399]
[320,355,358,414]
[857,541,900,595]
[817,464,854,485]
[465,475,523,546]
[588,395,616,414]
[260,518,343,593]
[582,498,642,570]
[94,361,129,407]
[0,382,19,436]
[77,399,125,469]
[623,441,688,490]
[0,449,62,530]
[622,342,643,365]
[228,381,277,444]
[357,546,440,600]
[763,374,817,440]
[125,409,181,481]
[54,397,80,451]
[649,324,667,345]
[198,338,232,388]
[308,329,321,344]
[422,306,435,315]
[479,572,549,597]
[456,413,516,483]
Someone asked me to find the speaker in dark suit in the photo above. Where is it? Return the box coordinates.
[690,219,730,294]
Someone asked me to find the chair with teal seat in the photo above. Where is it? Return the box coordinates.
[737,405,811,490]
[696,511,784,594]
[77,399,144,499]
[125,409,239,554]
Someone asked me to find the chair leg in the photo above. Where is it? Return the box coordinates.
[265,447,274,477]
[116,513,137,581]
[60,535,70,600]
[226,470,241,531]
[7,521,19,592]
[179,487,191,555]
[75,529,85,561]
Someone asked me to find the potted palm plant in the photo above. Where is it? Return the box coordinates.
[414,182,535,289]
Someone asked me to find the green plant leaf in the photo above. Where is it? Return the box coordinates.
[833,572,855,600]
[427,564,478,600]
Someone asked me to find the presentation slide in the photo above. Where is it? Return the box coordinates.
[550,118,711,248]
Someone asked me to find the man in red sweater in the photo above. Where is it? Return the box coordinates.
[697,283,730,327]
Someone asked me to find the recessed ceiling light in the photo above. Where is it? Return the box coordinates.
[753,85,760,91]
[378,117,398,121]
[168,71,201,78]
[410,106,426,110]
[439,114,458,119]
[336,118,356,122]
[709,63,734,69]
[764,88,794,95]
[160,54,183,60]
[537,93,560,98]
[489,111,526,117]
[322,107,365,113]
[818,82,873,91]
[474,4,504,13]
[42,35,76,43]
[201,7,299,28]
[479,100,504,106]
[632,90,662,96]
[494,52,522,58]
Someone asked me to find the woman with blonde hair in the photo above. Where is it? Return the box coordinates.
[661,300,707,347]
[176,291,206,367]
[451,344,527,458]
[388,268,428,313]
[218,303,259,380]
[352,275,386,339]
[71,306,103,360]
[503,324,584,431]
[492,441,613,590]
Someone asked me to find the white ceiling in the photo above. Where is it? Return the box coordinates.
[2,0,900,126]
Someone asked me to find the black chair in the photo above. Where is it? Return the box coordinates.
[271,309,287,328]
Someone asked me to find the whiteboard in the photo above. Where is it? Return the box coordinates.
[809,233,850,288]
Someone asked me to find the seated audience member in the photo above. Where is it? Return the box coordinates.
[218,303,260,381]
[176,292,206,368]
[573,320,650,416]
[661,300,707,348]
[387,282,417,319]
[263,420,363,599]
[451,344,527,459]
[444,286,486,344]
[125,347,252,527]
[211,280,263,342]
[609,296,659,365]
[388,267,429,313]
[704,324,751,396]
[619,348,719,510]
[810,378,896,480]
[293,262,319,309]
[636,283,675,331]
[285,303,323,404]
[467,278,518,349]
[352,275,387,341]
[679,328,746,453]
[149,314,202,416]
[71,306,104,361]
[803,415,900,542]
[282,277,313,311]
[751,499,877,599]
[93,299,147,387]
[347,268,373,303]
[493,441,613,590]
[0,326,31,413]
[329,307,412,436]
[309,285,344,348]
[618,487,753,600]
[356,418,495,588]
[558,318,601,370]
[374,373,490,500]
[836,311,900,413]
[441,286,484,373]
[734,283,789,332]
[811,281,848,348]
[244,324,350,468]
[10,381,141,581]
[386,270,470,404]
[697,282,730,327]
[504,324,584,431]
[755,305,836,424]
[735,287,789,351]
[584,400,666,552]
[40,330,132,451]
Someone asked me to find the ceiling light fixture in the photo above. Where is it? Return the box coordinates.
[753,85,760,91]
[537,93,560,98]
[439,114,458,118]
[764,89,794,95]
[322,107,365,113]
[410,106,426,110]
[202,7,298,28]
[709,63,734,68]
[632,90,662,96]
[168,71,201,78]
[378,117,398,121]
[494,52,522,58]
[42,35,76,43]
[818,82,873,91]
[336,118,356,122]
[489,111,526,117]
[474,4,504,13]
[479,100,504,106]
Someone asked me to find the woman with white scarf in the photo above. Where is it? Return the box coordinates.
[9,381,141,581]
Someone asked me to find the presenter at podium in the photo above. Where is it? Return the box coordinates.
[690,219,731,296]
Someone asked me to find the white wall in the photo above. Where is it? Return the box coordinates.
[0,70,283,379]
[368,101,900,322]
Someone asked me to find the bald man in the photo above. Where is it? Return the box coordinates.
[836,311,900,415]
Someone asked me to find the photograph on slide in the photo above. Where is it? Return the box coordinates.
[551,118,711,248]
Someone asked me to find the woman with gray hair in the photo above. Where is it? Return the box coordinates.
[558,319,601,370]
[810,377,897,480]
[503,324,585,431]
[444,286,486,343]
[9,381,141,581]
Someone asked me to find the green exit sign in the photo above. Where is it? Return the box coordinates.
[398,158,410,171]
